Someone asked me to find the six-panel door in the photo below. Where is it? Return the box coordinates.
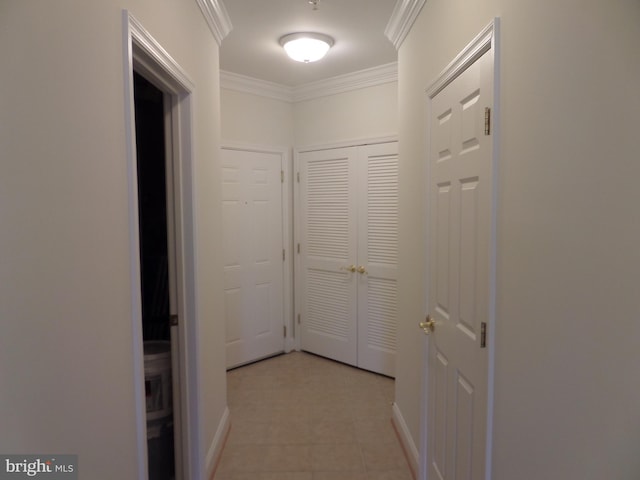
[427,50,493,480]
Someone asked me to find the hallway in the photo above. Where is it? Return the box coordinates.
[213,352,412,479]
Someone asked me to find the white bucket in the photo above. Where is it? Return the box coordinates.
[147,417,174,480]
[144,341,172,421]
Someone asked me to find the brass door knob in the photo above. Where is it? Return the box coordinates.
[340,265,357,273]
[357,266,367,274]
[419,315,436,335]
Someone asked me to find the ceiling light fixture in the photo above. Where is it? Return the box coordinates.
[279,32,334,63]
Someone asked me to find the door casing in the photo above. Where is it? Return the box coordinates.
[421,18,500,480]
[123,11,201,480]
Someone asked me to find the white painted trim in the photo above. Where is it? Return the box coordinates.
[486,19,501,480]
[292,150,302,352]
[123,11,202,480]
[425,21,495,98]
[422,18,500,480]
[122,15,147,479]
[128,14,195,91]
[194,0,232,46]
[296,134,398,154]
[221,140,289,154]
[392,402,420,478]
[293,62,398,102]
[220,71,293,103]
[220,62,398,103]
[220,142,295,355]
[384,0,427,50]
[282,143,295,354]
[205,406,231,479]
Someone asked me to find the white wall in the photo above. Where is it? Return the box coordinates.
[0,1,227,478]
[220,81,398,149]
[220,89,294,147]
[293,82,397,147]
[394,0,640,478]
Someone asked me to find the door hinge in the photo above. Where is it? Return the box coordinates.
[484,107,491,135]
[297,243,300,254]
[297,172,300,183]
[283,249,286,261]
[480,322,487,348]
[283,325,287,337]
[297,314,301,324]
[281,170,284,183]
[170,314,179,327]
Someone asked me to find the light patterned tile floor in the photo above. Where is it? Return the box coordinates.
[213,351,413,480]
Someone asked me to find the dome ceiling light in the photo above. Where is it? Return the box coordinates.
[279,32,334,63]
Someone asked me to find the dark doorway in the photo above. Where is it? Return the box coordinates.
[134,71,175,480]
[134,72,170,342]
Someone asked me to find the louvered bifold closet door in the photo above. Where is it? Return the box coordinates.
[356,143,399,377]
[299,147,358,366]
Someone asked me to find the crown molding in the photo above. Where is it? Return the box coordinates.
[384,0,427,50]
[293,62,397,102]
[195,0,232,46]
[220,71,294,102]
[220,62,398,103]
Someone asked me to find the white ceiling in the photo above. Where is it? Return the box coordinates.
[219,0,398,87]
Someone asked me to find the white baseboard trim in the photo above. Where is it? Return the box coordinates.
[205,406,231,479]
[391,402,419,478]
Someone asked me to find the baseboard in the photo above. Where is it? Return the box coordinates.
[391,402,419,479]
[206,406,231,479]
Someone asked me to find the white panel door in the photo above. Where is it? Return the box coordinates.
[356,142,399,377]
[221,148,285,369]
[426,50,493,480]
[299,147,358,366]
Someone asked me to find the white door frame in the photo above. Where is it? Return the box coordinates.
[221,141,295,355]
[123,11,201,480]
[421,18,500,480]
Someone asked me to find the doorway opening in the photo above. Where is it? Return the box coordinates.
[135,72,169,343]
[133,71,176,480]
[124,11,201,479]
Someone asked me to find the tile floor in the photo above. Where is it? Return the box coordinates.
[213,351,413,480]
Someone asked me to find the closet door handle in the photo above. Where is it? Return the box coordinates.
[340,265,357,273]
[419,315,436,335]
[357,266,367,275]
